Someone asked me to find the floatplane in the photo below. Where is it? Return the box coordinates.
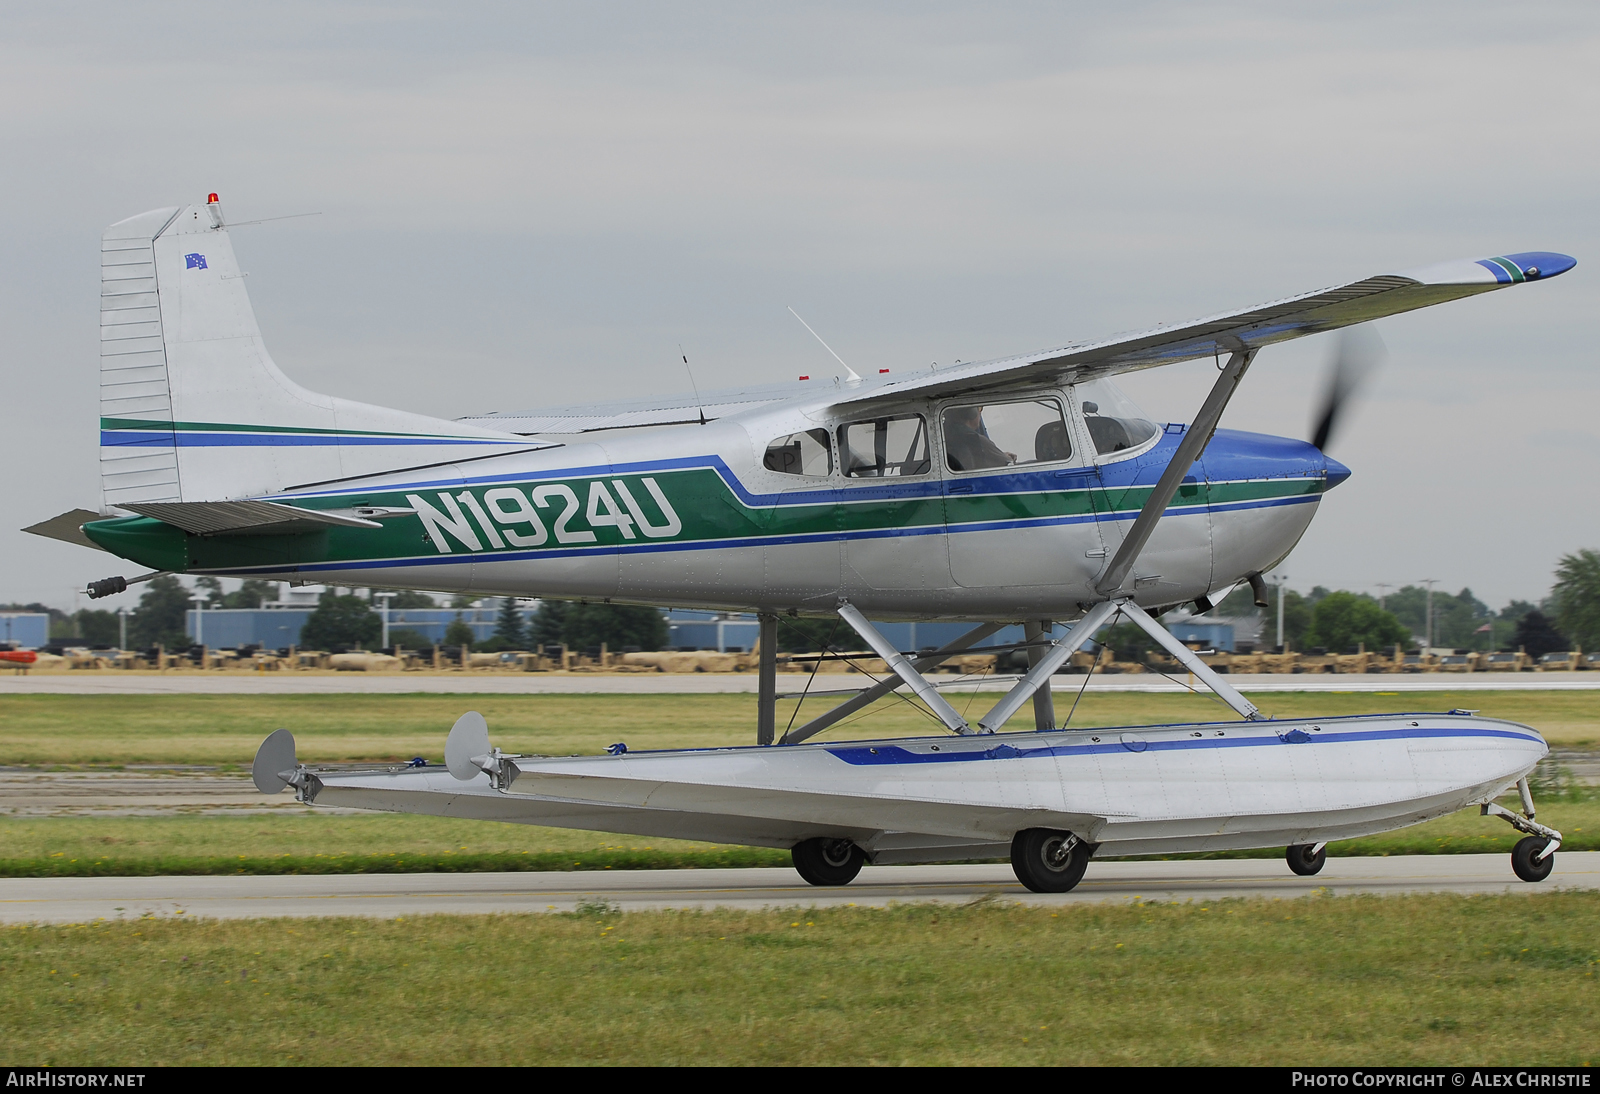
[26,196,1574,891]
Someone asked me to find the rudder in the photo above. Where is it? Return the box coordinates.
[99,197,526,511]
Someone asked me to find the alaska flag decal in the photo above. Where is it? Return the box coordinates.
[184,253,207,270]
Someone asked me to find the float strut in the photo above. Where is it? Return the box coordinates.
[781,621,1005,745]
[1118,601,1261,720]
[757,613,778,745]
[1025,619,1057,731]
[978,600,1121,733]
[834,601,974,735]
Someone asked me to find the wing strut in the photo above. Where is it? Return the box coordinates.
[1094,348,1255,597]
[779,620,1005,745]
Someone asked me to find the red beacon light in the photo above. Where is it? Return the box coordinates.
[879,368,890,374]
[798,375,810,381]
[207,193,219,204]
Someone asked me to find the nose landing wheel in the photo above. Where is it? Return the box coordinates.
[792,837,866,886]
[1511,836,1556,883]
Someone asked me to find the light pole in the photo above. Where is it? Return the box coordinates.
[190,596,206,649]
[375,592,395,650]
[118,607,128,651]
[1420,579,1438,651]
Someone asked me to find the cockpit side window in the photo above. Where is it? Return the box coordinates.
[763,428,834,476]
[1075,378,1159,457]
[942,397,1070,473]
[837,414,930,478]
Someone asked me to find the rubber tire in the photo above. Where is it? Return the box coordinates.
[1286,844,1327,876]
[1010,829,1093,893]
[1511,836,1555,883]
[792,837,866,886]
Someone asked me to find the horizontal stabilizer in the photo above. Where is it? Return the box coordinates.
[121,499,387,535]
[21,509,109,552]
[252,728,298,795]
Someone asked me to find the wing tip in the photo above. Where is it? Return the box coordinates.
[1398,251,1576,286]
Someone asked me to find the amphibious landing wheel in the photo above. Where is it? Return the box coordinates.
[792,838,865,886]
[1511,836,1555,883]
[1010,829,1093,893]
[1286,844,1327,876]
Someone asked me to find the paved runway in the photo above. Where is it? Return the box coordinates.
[3,672,1595,695]
[4,853,1594,922]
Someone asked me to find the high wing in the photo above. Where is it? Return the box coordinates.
[828,251,1574,407]
[457,251,1572,432]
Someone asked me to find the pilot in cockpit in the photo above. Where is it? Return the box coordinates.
[942,405,1017,471]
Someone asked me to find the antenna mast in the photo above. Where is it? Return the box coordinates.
[787,307,862,383]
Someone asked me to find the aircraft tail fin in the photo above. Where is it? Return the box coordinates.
[99,198,526,510]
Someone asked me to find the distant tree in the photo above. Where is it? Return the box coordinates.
[194,576,225,607]
[1094,620,1154,662]
[299,591,381,652]
[0,602,68,625]
[562,604,668,652]
[73,609,121,647]
[1383,585,1492,649]
[450,594,480,609]
[1512,611,1568,659]
[774,616,844,653]
[223,579,276,608]
[1551,548,1600,651]
[387,628,434,651]
[492,598,527,649]
[10,602,72,638]
[372,589,439,609]
[529,600,571,649]
[128,575,193,650]
[1304,592,1410,653]
[443,614,478,651]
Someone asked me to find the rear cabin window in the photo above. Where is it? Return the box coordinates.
[763,429,833,476]
[942,398,1071,472]
[838,414,931,478]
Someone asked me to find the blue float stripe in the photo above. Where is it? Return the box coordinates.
[825,724,1538,766]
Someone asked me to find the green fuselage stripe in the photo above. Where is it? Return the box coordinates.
[83,465,1325,575]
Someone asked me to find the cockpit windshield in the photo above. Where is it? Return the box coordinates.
[1074,378,1159,456]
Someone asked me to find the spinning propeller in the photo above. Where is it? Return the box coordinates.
[1309,326,1385,454]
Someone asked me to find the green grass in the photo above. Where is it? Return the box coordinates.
[2,799,1594,878]
[1,688,1596,766]
[0,813,791,876]
[3,894,1596,1065]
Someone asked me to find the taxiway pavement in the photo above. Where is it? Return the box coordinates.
[3,853,1594,923]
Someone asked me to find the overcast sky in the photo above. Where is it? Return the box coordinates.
[3,2,1595,614]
